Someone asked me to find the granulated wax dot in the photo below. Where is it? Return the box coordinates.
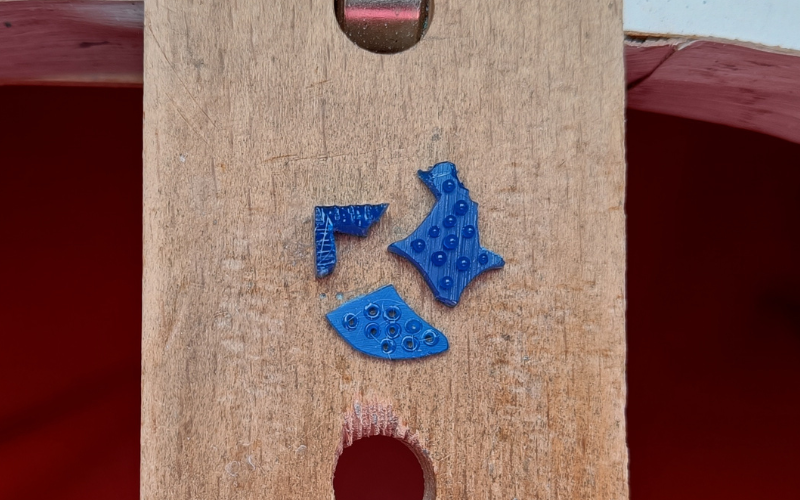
[431,251,447,267]
[422,329,439,346]
[343,313,358,330]
[384,305,401,322]
[386,323,401,338]
[402,336,419,352]
[381,338,396,354]
[364,303,381,319]
[405,319,422,333]
[365,322,380,338]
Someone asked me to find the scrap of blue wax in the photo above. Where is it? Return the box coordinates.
[388,162,504,306]
[326,284,449,360]
[315,204,388,278]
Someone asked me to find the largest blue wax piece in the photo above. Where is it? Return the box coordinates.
[326,285,449,360]
[315,204,388,278]
[388,162,505,307]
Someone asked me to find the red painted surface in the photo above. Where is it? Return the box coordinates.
[0,89,798,500]
[625,43,675,86]
[628,41,800,145]
[0,2,143,86]
[627,109,800,500]
[0,87,142,500]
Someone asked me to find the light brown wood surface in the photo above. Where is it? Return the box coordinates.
[141,1,628,498]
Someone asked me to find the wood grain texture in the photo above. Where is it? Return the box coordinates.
[141,1,627,499]
[628,40,800,144]
[0,1,142,86]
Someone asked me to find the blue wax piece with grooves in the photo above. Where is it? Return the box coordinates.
[388,162,504,306]
[326,285,449,360]
[315,204,388,278]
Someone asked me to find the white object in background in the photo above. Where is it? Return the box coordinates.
[625,0,800,51]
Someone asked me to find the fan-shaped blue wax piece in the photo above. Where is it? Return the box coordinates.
[326,285,449,360]
[315,204,388,278]
[388,162,504,307]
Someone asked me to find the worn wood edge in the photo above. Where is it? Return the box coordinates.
[626,36,800,144]
[337,402,436,499]
[625,0,800,53]
[0,0,143,87]
[0,76,143,87]
[625,31,800,57]
[624,43,680,86]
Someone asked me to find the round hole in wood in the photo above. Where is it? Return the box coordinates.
[334,0,433,54]
[333,435,425,500]
[334,402,436,499]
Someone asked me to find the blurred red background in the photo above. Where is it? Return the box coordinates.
[0,86,142,499]
[625,109,800,500]
[0,87,797,499]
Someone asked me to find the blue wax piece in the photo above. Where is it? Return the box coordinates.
[326,284,449,360]
[388,162,504,306]
[315,204,388,278]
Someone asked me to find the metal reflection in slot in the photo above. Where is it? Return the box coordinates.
[335,0,433,54]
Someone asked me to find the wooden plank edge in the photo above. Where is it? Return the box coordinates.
[626,36,800,144]
[625,31,800,58]
[0,77,143,88]
[624,38,684,87]
[0,1,143,87]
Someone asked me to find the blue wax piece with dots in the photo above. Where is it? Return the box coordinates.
[388,162,504,307]
[315,204,388,278]
[326,284,449,360]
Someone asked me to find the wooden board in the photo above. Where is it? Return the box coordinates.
[628,40,800,145]
[0,1,142,86]
[141,1,628,498]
